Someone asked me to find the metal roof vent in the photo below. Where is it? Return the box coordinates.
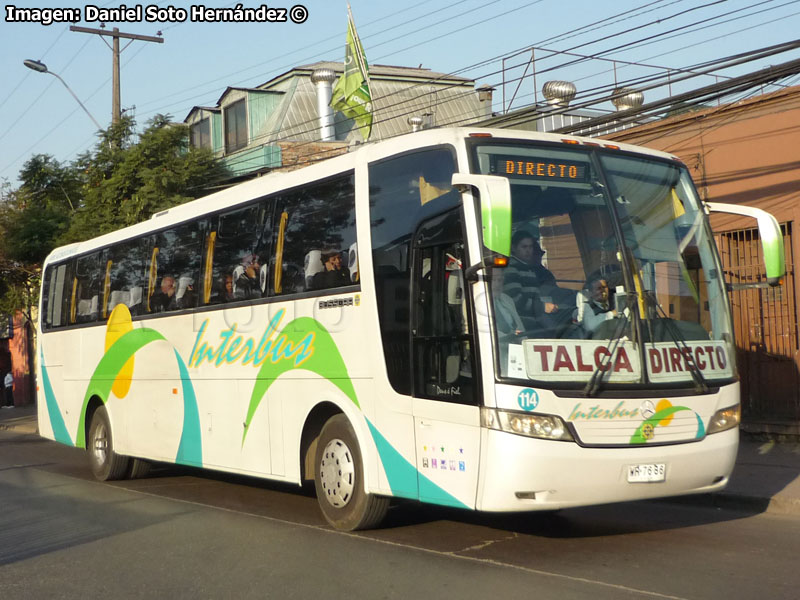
[408,116,424,132]
[311,68,337,141]
[611,87,644,111]
[542,81,577,107]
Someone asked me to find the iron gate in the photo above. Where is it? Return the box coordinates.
[716,222,800,422]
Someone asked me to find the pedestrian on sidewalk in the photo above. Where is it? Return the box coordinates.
[3,371,14,408]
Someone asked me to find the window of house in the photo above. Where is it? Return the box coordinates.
[190,117,211,149]
[224,100,247,153]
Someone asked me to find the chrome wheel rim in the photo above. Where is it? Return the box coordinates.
[319,438,355,508]
[91,421,109,467]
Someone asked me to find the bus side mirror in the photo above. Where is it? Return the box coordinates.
[452,173,512,258]
[705,202,786,286]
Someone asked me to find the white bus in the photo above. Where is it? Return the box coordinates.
[37,127,784,530]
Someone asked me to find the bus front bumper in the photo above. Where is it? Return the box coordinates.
[476,427,738,511]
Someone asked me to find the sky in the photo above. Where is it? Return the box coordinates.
[2,0,800,187]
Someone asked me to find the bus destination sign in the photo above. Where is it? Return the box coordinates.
[491,155,589,183]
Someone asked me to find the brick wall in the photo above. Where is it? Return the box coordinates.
[277,141,349,172]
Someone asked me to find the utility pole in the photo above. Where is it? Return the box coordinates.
[69,26,163,124]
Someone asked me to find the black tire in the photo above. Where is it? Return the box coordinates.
[128,458,151,479]
[314,415,389,531]
[87,405,130,481]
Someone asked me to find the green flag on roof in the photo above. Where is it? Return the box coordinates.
[330,5,373,140]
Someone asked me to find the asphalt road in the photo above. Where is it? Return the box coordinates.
[1,429,798,599]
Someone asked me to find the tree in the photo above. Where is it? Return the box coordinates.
[0,156,81,319]
[65,114,227,241]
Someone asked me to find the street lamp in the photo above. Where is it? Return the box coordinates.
[23,59,103,131]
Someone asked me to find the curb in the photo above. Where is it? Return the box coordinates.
[0,421,39,435]
[710,491,800,517]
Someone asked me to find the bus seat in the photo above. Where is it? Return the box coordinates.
[109,290,130,311]
[259,264,268,295]
[89,295,99,316]
[128,286,143,307]
[348,242,359,282]
[304,250,323,290]
[176,276,194,300]
[77,299,92,316]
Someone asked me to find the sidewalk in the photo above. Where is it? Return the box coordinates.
[1,404,798,516]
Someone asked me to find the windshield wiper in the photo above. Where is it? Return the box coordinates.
[641,290,709,394]
[583,294,635,397]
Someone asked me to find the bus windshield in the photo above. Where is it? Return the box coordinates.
[470,140,734,389]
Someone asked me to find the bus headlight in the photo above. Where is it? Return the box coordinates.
[481,408,574,441]
[707,404,740,434]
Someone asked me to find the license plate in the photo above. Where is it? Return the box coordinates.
[627,463,666,483]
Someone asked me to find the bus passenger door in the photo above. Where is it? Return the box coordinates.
[411,209,481,509]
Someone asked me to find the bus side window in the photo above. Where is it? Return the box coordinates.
[151,223,203,311]
[106,239,148,317]
[42,263,70,329]
[369,147,457,397]
[271,173,356,296]
[74,252,102,324]
[206,203,271,305]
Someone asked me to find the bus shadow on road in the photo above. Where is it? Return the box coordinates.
[103,461,767,539]
[371,494,761,539]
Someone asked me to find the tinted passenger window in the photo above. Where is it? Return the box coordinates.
[43,263,70,329]
[369,148,457,395]
[148,223,203,313]
[271,174,356,296]
[205,203,272,305]
[106,239,148,317]
[73,253,102,324]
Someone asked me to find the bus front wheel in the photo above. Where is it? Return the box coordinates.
[314,415,389,531]
[88,405,130,481]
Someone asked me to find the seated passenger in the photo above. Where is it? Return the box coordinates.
[311,250,350,290]
[492,268,525,342]
[577,276,616,334]
[221,274,235,302]
[233,253,262,300]
[150,276,178,312]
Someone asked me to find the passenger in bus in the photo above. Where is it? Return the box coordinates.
[577,276,617,334]
[311,250,350,290]
[176,276,197,309]
[233,253,262,299]
[150,276,178,312]
[504,231,574,334]
[492,268,525,340]
[221,274,235,302]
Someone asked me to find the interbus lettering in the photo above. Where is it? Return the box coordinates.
[188,309,314,369]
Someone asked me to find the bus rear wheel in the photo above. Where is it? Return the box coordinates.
[314,415,389,531]
[88,405,130,481]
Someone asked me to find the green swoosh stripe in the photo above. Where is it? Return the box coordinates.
[77,328,166,448]
[242,317,358,445]
[75,328,203,466]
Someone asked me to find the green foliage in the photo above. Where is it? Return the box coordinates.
[65,114,227,241]
[0,114,227,316]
